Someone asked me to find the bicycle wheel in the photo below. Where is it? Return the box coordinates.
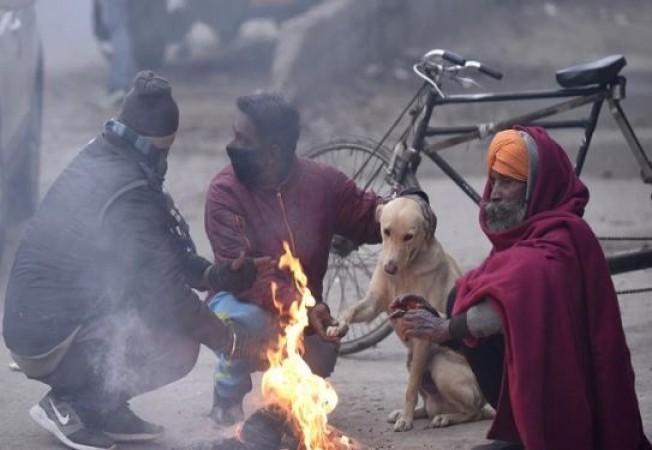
[303,137,419,355]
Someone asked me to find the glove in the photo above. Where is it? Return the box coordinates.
[184,254,212,289]
[206,257,257,293]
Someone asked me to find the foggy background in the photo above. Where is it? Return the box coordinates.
[33,0,652,183]
[1,0,651,448]
[37,0,98,71]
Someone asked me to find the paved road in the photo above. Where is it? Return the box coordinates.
[1,3,651,449]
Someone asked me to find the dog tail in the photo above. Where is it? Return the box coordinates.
[480,404,496,420]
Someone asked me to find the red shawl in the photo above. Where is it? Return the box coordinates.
[453,126,650,449]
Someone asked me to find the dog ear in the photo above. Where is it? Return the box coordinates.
[423,206,437,239]
[420,202,437,239]
[375,204,384,222]
[398,188,430,205]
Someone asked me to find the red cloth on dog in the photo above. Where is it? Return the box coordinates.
[453,126,651,450]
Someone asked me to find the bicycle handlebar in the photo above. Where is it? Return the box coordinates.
[418,49,504,88]
[465,60,503,80]
[423,49,466,66]
[442,50,466,66]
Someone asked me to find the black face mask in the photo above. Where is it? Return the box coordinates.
[226,145,266,185]
[155,154,168,177]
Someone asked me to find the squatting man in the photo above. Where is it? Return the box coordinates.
[3,71,271,450]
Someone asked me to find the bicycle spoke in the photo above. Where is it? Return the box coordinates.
[356,247,381,265]
[337,261,348,313]
[306,138,417,354]
[325,259,345,313]
[323,259,338,302]
[349,253,375,279]
[346,262,367,301]
[338,261,370,301]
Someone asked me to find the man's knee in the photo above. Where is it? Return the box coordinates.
[124,328,201,389]
[209,292,273,334]
[171,336,201,380]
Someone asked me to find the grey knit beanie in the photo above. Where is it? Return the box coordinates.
[117,71,179,137]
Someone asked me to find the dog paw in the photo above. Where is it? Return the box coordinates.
[326,323,348,338]
[428,414,451,428]
[393,416,414,432]
[387,409,402,424]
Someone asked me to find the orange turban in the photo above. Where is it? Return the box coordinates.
[487,130,529,181]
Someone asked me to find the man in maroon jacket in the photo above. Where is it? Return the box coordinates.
[204,93,382,425]
[391,127,651,450]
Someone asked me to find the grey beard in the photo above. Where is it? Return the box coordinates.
[484,200,527,232]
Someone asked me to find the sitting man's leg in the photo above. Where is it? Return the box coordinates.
[208,291,275,426]
[445,288,505,408]
[446,290,523,450]
[30,313,199,449]
[302,333,338,379]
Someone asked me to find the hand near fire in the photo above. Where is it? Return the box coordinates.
[389,294,450,344]
[230,252,276,284]
[232,252,275,275]
[325,322,349,339]
[204,252,275,293]
[307,303,344,343]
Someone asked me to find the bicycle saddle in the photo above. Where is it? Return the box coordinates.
[555,54,626,88]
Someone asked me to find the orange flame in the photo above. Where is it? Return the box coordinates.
[261,241,350,450]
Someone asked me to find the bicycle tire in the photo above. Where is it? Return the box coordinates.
[303,137,419,355]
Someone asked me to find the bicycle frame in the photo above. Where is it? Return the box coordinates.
[314,55,652,355]
[377,72,652,275]
[397,77,652,205]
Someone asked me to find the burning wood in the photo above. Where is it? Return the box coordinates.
[172,406,361,450]
[260,242,347,450]
[175,242,362,450]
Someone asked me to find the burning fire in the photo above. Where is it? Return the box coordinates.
[261,241,351,450]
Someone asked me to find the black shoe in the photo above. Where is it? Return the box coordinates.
[101,403,164,442]
[29,392,117,450]
[209,392,244,427]
[471,441,525,450]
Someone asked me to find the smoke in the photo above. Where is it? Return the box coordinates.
[36,0,101,73]
[78,300,198,416]
[95,312,151,401]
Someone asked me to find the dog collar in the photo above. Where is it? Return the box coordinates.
[396,188,438,239]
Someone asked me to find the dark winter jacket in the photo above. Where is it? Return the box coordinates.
[3,132,227,356]
[204,157,382,312]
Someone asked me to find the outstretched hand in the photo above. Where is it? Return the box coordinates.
[389,293,441,319]
[389,294,450,344]
[231,252,275,277]
[205,253,274,294]
[308,303,343,343]
[326,322,349,339]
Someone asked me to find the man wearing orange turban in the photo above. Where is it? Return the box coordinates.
[486,129,529,181]
[392,127,650,450]
[483,129,534,232]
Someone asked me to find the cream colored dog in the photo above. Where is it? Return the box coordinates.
[328,193,493,432]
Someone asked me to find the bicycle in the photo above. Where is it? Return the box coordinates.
[305,49,652,355]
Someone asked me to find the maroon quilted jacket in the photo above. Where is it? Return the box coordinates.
[205,157,382,312]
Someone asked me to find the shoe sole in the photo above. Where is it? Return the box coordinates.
[103,430,164,443]
[29,404,117,450]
